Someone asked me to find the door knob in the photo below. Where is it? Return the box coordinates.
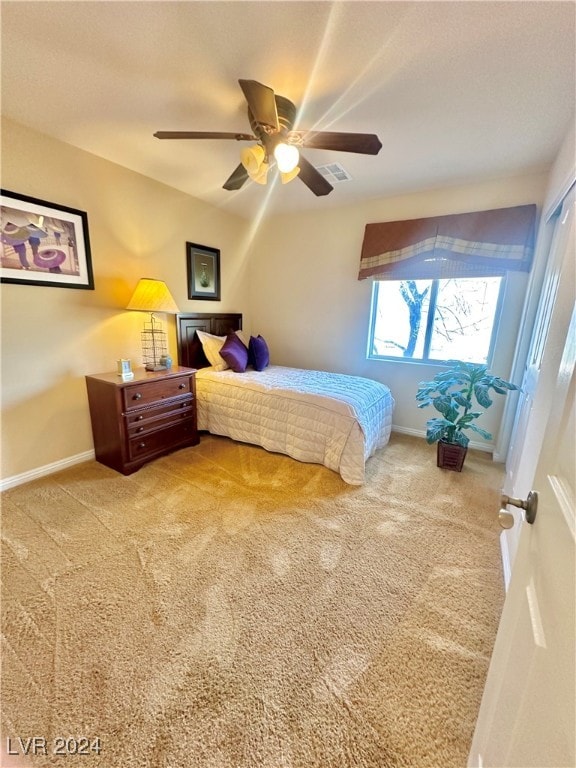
[500,490,538,525]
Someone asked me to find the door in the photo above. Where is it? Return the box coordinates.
[502,184,576,578]
[468,193,575,767]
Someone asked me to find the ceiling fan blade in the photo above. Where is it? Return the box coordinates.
[290,131,382,155]
[154,131,255,141]
[223,163,249,191]
[238,80,279,132]
[297,155,333,197]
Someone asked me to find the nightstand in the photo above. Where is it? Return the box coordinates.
[85,366,199,475]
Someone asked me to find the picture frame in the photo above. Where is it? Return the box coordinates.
[186,242,220,301]
[1,189,94,290]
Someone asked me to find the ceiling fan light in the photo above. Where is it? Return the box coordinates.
[274,142,299,173]
[241,145,265,174]
[280,167,301,184]
[250,162,269,185]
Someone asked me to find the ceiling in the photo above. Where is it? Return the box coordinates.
[1,1,575,220]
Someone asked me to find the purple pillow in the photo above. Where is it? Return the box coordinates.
[249,335,269,371]
[219,333,249,373]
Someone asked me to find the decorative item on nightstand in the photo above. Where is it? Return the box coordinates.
[116,358,134,380]
[126,278,179,371]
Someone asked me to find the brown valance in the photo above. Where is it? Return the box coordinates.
[358,204,537,281]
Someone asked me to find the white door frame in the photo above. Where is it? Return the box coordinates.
[468,181,575,767]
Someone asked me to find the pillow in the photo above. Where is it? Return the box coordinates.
[249,335,270,371]
[219,332,249,373]
[196,330,228,370]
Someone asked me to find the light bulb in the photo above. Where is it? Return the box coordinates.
[274,143,299,173]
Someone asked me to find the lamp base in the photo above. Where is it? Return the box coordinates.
[145,363,168,372]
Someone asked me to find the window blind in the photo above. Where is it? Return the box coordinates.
[358,204,537,281]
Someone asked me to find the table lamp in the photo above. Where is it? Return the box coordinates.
[126,278,179,370]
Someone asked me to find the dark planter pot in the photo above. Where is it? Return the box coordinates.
[437,440,468,472]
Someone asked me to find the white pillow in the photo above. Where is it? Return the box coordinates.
[196,330,229,370]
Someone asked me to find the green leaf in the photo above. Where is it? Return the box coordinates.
[426,424,447,444]
[452,431,470,447]
[433,395,453,416]
[458,414,479,424]
[434,371,457,382]
[425,417,454,444]
[474,384,493,408]
[493,378,519,391]
[453,392,472,408]
[468,424,493,440]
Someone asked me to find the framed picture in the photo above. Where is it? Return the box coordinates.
[186,241,220,301]
[1,189,94,290]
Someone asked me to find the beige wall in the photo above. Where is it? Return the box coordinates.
[247,173,548,442]
[1,116,549,483]
[1,117,251,480]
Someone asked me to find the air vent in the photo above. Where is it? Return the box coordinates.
[315,162,352,183]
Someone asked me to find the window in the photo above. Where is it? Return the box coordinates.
[368,276,503,365]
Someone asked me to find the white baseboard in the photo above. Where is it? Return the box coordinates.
[391,425,494,453]
[492,449,507,463]
[391,425,426,438]
[0,429,494,491]
[0,450,95,492]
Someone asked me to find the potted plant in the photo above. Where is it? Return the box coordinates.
[416,360,519,471]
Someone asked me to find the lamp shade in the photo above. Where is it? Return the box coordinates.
[126,278,179,314]
[251,162,269,185]
[280,167,301,184]
[241,145,266,175]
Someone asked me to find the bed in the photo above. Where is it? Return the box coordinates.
[176,313,395,484]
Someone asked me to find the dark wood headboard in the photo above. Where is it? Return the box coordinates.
[176,312,243,369]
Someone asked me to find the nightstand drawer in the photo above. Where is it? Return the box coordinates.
[123,375,192,410]
[127,403,194,437]
[126,396,194,427]
[128,420,196,462]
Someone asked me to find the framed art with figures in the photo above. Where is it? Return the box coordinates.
[0,189,94,289]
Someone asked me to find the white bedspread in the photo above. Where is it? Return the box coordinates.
[195,365,394,484]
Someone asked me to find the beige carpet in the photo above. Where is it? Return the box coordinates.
[1,433,505,768]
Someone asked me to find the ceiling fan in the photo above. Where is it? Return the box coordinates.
[154,79,382,197]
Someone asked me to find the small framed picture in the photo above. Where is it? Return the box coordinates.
[117,359,132,375]
[117,359,134,379]
[186,242,220,301]
[1,188,94,290]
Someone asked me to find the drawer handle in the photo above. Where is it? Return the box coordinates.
[132,392,143,400]
[178,383,186,390]
[136,415,144,421]
[136,426,145,433]
[137,442,146,450]
[181,402,188,408]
